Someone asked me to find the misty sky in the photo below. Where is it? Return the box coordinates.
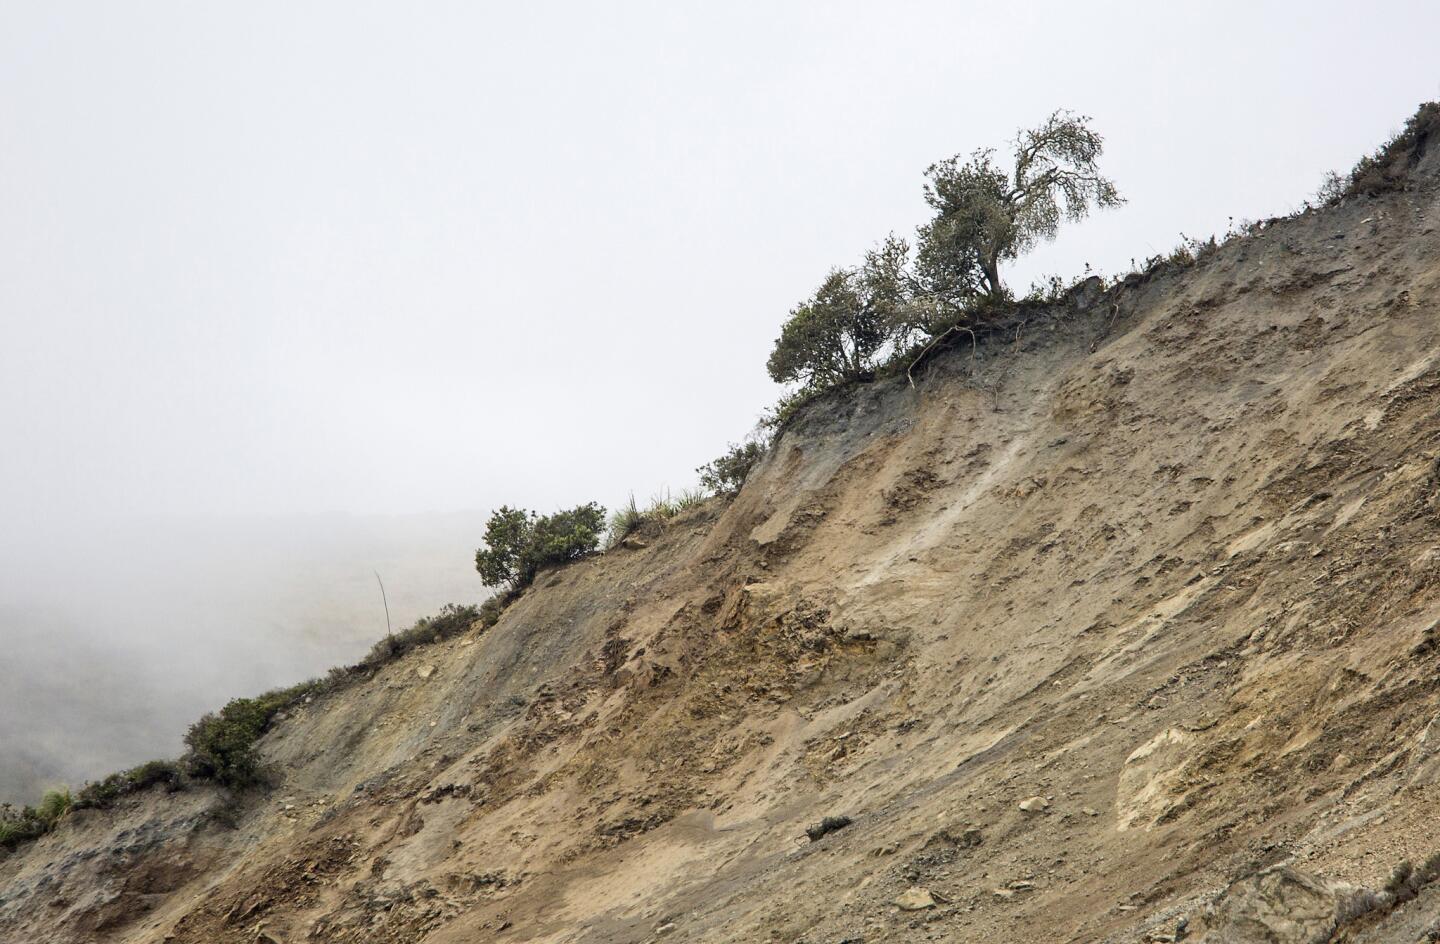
[4,2,1438,531]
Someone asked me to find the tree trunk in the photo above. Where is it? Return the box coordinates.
[981,255,1003,299]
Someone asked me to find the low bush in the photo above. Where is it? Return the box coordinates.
[1023,273,1088,306]
[759,387,828,434]
[74,760,184,810]
[673,488,708,512]
[363,602,482,667]
[0,789,71,852]
[606,491,696,547]
[1323,101,1439,204]
[0,805,49,850]
[477,594,507,630]
[698,442,765,494]
[36,788,71,823]
[181,679,326,789]
[606,495,647,547]
[475,503,606,591]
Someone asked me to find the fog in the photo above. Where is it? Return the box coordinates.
[3,1,1439,801]
[0,512,488,801]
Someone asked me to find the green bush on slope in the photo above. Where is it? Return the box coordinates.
[475,503,606,591]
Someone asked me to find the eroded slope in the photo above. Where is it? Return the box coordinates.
[6,139,1440,944]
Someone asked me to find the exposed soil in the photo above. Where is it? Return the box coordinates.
[6,113,1440,944]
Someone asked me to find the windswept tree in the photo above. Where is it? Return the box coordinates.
[767,234,912,389]
[915,110,1122,314]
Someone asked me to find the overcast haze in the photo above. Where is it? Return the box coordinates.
[3,1,1440,798]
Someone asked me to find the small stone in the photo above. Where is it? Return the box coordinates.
[894,887,937,911]
[1018,796,1051,813]
[416,664,436,680]
[1082,807,1099,817]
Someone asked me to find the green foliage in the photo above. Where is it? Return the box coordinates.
[698,441,765,495]
[475,503,606,591]
[1166,234,1217,268]
[915,110,1122,315]
[4,761,188,853]
[914,154,1013,313]
[759,386,828,433]
[1315,170,1347,206]
[36,788,71,824]
[182,680,321,789]
[606,495,646,547]
[0,804,49,850]
[765,110,1121,414]
[74,760,184,810]
[477,594,507,630]
[673,488,709,511]
[606,492,687,548]
[767,236,911,390]
[183,697,277,788]
[473,505,533,590]
[526,503,607,578]
[0,789,71,852]
[363,603,481,667]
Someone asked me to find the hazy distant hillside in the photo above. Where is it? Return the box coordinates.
[0,511,490,803]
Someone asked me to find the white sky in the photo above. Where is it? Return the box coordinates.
[3,1,1439,529]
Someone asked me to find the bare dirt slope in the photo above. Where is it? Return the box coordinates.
[6,112,1440,944]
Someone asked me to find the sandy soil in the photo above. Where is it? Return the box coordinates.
[5,111,1440,944]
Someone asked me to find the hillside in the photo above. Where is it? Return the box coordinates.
[0,511,491,806]
[5,108,1440,943]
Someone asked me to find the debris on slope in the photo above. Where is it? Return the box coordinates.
[5,104,1440,944]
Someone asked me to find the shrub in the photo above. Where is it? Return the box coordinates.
[673,488,708,511]
[475,503,607,591]
[759,386,829,434]
[183,698,273,787]
[606,492,694,548]
[75,760,184,810]
[606,495,647,547]
[698,441,765,495]
[1315,170,1347,206]
[0,804,49,850]
[1023,273,1088,305]
[182,683,317,789]
[477,594,506,630]
[473,506,533,590]
[1322,102,1440,205]
[525,503,606,578]
[363,603,481,667]
[767,238,909,390]
[36,789,70,825]
[0,790,71,853]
